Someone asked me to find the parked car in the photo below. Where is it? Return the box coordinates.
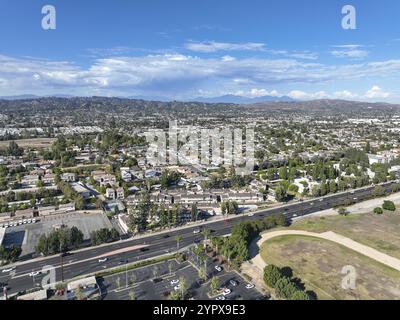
[229,279,238,287]
[222,288,231,296]
[215,265,222,272]
[215,296,226,300]
[170,279,180,285]
[245,283,255,289]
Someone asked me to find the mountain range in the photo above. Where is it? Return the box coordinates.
[0,94,294,104]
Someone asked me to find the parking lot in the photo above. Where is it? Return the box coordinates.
[1,211,112,256]
[100,258,265,300]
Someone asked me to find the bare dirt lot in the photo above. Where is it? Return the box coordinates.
[0,138,55,149]
[260,235,400,300]
[289,212,400,260]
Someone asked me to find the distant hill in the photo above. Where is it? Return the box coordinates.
[0,94,40,100]
[0,96,399,115]
[0,94,75,100]
[250,99,400,112]
[190,94,294,104]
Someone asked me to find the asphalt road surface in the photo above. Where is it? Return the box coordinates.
[0,182,396,295]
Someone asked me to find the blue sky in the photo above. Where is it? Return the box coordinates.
[1,0,400,101]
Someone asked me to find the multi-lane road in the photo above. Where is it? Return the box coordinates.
[0,182,397,296]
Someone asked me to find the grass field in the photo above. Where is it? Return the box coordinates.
[260,235,400,300]
[287,211,400,259]
[0,138,55,149]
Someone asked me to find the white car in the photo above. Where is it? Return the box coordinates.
[98,258,108,263]
[248,213,254,217]
[174,284,181,291]
[215,296,226,300]
[2,267,15,273]
[193,229,201,234]
[170,279,180,285]
[222,288,231,296]
[245,283,255,289]
[29,271,41,277]
[215,265,222,272]
[292,214,298,217]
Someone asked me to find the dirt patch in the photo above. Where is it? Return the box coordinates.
[261,235,400,300]
[290,212,400,259]
[0,138,55,149]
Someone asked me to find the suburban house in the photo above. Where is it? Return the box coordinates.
[61,172,77,182]
[106,188,116,200]
[116,187,125,200]
[175,193,218,205]
[13,208,34,219]
[220,192,264,204]
[21,174,40,186]
[42,174,55,185]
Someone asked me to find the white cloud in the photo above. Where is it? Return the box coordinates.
[331,44,369,59]
[222,55,236,62]
[331,49,369,59]
[249,88,280,97]
[185,41,266,53]
[334,90,358,99]
[287,90,328,100]
[365,85,391,99]
[0,52,399,101]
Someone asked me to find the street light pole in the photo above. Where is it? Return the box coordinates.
[59,242,64,283]
[125,258,128,288]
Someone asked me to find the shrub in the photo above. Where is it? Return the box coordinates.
[382,200,396,211]
[274,277,298,299]
[263,264,284,288]
[290,290,310,300]
[373,207,383,215]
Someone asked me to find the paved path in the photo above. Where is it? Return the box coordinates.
[251,230,400,273]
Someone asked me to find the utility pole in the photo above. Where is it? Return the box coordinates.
[59,241,64,283]
[125,259,128,288]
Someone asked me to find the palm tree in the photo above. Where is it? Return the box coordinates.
[129,273,136,286]
[115,276,121,289]
[179,276,187,300]
[210,276,219,296]
[175,235,182,250]
[168,261,174,275]
[202,229,211,251]
[198,267,206,281]
[222,246,233,270]
[128,290,136,300]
